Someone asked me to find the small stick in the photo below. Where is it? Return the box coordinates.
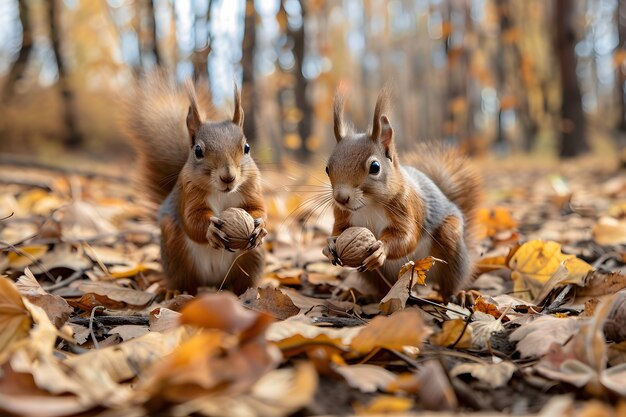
[89,306,105,349]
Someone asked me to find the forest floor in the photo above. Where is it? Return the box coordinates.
[1,155,626,417]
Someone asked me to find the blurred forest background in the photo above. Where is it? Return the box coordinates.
[0,0,624,166]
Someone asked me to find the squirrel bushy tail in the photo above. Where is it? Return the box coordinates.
[408,145,482,242]
[120,72,213,204]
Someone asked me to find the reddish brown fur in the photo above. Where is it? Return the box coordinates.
[122,72,266,295]
[327,89,482,299]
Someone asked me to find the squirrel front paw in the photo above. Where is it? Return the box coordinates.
[359,240,386,271]
[322,237,342,266]
[207,217,232,251]
[247,218,268,249]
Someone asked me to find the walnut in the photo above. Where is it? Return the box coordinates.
[220,208,255,250]
[335,227,377,267]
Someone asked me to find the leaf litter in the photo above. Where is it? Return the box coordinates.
[1,160,626,416]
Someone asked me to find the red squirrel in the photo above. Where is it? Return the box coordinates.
[323,90,482,299]
[122,74,266,295]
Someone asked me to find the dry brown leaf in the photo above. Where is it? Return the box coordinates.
[432,318,473,349]
[266,318,360,355]
[0,276,32,355]
[593,216,626,245]
[334,364,397,393]
[470,311,505,349]
[29,244,91,274]
[415,360,457,411]
[380,256,439,314]
[180,293,274,340]
[77,281,154,307]
[510,316,582,358]
[451,359,516,388]
[109,325,149,341]
[351,308,430,355]
[149,307,181,332]
[16,269,73,328]
[240,287,301,320]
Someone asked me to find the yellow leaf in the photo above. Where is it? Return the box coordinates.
[508,240,592,300]
[0,276,32,355]
[397,256,440,286]
[477,207,517,238]
[108,262,161,279]
[380,257,441,314]
[7,245,48,269]
[354,395,414,415]
[432,319,472,349]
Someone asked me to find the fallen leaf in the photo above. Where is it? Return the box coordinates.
[29,244,91,274]
[353,395,414,415]
[593,216,626,245]
[6,245,48,270]
[508,240,592,300]
[470,311,505,349]
[0,276,32,355]
[240,287,301,319]
[109,325,149,341]
[77,281,154,307]
[510,315,582,358]
[334,364,397,393]
[380,256,439,314]
[415,360,457,411]
[351,308,430,355]
[149,307,181,332]
[432,318,472,349]
[477,207,517,238]
[451,358,516,388]
[16,269,73,328]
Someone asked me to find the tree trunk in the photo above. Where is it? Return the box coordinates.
[2,0,33,104]
[554,0,587,158]
[192,0,211,81]
[47,0,82,148]
[292,1,312,161]
[144,0,161,67]
[241,0,257,144]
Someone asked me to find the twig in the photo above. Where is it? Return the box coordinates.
[70,315,149,327]
[89,306,105,349]
[43,270,84,291]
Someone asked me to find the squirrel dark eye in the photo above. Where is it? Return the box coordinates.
[194,144,204,159]
[244,143,250,154]
[325,166,329,175]
[369,161,381,175]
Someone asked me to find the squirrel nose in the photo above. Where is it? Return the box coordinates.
[334,192,350,205]
[220,175,235,184]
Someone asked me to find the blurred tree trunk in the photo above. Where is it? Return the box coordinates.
[192,0,212,81]
[47,0,82,148]
[554,0,587,158]
[2,0,32,104]
[292,1,312,161]
[616,0,626,164]
[144,0,161,67]
[241,0,257,143]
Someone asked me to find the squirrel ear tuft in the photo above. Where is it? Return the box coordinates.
[333,94,345,143]
[379,115,393,150]
[185,80,202,143]
[233,83,244,128]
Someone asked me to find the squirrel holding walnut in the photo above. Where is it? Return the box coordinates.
[122,74,267,295]
[123,76,480,300]
[322,90,482,299]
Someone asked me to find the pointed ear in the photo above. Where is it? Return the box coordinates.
[370,88,390,142]
[379,115,393,150]
[333,94,345,142]
[185,80,202,144]
[233,83,244,127]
